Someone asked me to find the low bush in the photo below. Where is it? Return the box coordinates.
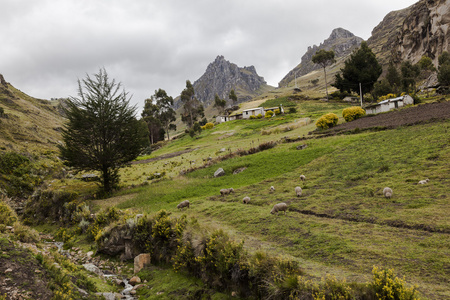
[316,113,338,129]
[288,107,297,113]
[0,197,17,226]
[370,266,418,300]
[274,108,281,115]
[256,114,263,119]
[342,106,366,122]
[249,115,257,119]
[265,110,274,118]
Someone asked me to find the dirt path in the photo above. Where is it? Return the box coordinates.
[130,147,198,165]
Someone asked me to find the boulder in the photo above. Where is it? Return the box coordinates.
[134,253,151,274]
[82,263,103,276]
[129,276,141,286]
[214,168,225,177]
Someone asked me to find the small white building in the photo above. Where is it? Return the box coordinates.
[215,113,243,124]
[365,95,414,115]
[242,107,265,119]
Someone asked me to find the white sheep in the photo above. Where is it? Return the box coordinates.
[177,200,190,210]
[418,179,429,184]
[242,196,250,204]
[383,187,393,199]
[299,175,306,181]
[295,186,302,197]
[270,186,275,192]
[220,188,234,196]
[270,203,288,215]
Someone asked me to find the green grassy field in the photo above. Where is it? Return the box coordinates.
[50,99,450,299]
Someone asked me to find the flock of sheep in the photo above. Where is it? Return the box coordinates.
[176,175,430,214]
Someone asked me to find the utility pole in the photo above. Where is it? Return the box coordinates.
[359,82,363,107]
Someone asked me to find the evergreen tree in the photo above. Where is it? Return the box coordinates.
[385,63,402,94]
[332,42,382,98]
[312,49,335,100]
[180,80,204,128]
[59,68,149,194]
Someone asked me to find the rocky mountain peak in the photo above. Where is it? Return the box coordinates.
[278,28,363,87]
[192,55,267,106]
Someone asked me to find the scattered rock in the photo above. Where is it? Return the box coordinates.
[4,268,13,274]
[129,276,141,286]
[214,168,225,177]
[296,144,307,150]
[233,167,247,175]
[82,263,103,276]
[134,253,151,274]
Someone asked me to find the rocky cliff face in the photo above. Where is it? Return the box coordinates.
[192,55,268,106]
[368,0,449,67]
[278,28,363,87]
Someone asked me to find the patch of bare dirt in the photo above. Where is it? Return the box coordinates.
[322,101,450,133]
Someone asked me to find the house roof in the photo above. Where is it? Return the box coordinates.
[365,95,408,109]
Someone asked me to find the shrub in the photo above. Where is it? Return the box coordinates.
[13,222,40,243]
[288,107,297,114]
[256,114,263,119]
[274,108,281,115]
[316,113,338,130]
[0,107,4,116]
[378,93,397,102]
[0,197,17,226]
[249,115,257,119]
[342,106,366,122]
[370,266,418,300]
[265,110,274,118]
[204,122,214,129]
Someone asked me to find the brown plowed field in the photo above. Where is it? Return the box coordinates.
[324,101,450,133]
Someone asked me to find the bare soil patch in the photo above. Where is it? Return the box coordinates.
[322,101,450,133]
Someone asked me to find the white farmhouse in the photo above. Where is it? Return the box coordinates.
[242,107,265,119]
[365,95,414,115]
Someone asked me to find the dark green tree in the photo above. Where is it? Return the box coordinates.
[438,51,450,88]
[372,78,394,100]
[401,61,420,93]
[385,63,402,94]
[154,88,176,140]
[417,55,436,72]
[228,89,238,105]
[312,49,336,100]
[59,68,149,194]
[141,98,162,144]
[333,42,382,99]
[180,80,204,128]
[213,93,227,115]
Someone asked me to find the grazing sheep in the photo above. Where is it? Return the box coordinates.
[418,179,429,184]
[383,187,393,199]
[270,203,288,215]
[299,175,306,181]
[177,200,190,210]
[270,186,275,192]
[243,196,250,204]
[220,188,234,196]
[295,186,302,197]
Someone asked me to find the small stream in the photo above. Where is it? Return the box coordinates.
[52,242,136,299]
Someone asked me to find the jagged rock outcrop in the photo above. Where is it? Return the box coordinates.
[192,55,268,106]
[0,74,8,88]
[368,0,449,68]
[279,28,363,87]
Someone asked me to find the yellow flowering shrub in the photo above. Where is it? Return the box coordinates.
[316,113,338,129]
[265,110,274,118]
[370,266,419,300]
[378,93,397,102]
[342,106,366,122]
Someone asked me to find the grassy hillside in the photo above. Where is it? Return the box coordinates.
[46,96,450,299]
[0,81,64,153]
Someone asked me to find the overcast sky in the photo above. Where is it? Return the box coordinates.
[1,0,418,113]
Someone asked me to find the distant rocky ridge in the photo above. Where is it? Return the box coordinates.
[192,55,269,106]
[368,0,449,68]
[278,28,363,87]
